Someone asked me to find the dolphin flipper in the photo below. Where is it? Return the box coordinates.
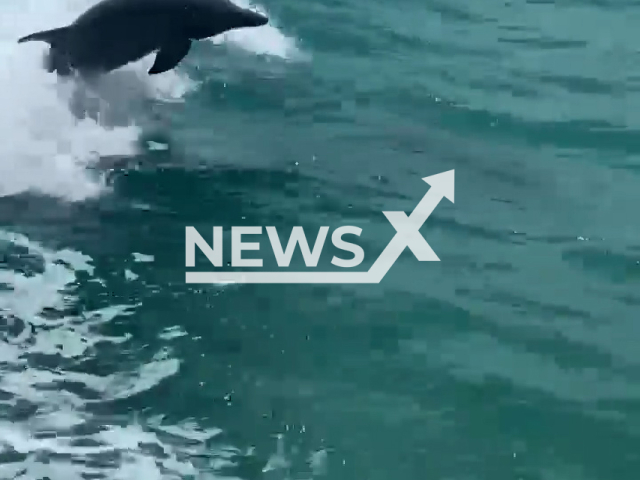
[149,38,192,75]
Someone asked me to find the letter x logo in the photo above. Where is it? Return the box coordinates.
[373,171,454,269]
[382,210,438,261]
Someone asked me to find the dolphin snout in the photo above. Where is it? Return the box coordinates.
[239,9,268,28]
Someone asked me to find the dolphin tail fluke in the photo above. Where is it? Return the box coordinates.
[43,48,73,76]
[19,26,73,76]
[18,26,70,46]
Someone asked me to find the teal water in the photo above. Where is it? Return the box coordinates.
[0,0,639,479]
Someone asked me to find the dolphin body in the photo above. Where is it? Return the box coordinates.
[17,0,268,77]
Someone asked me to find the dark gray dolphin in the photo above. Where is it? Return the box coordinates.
[17,0,268,77]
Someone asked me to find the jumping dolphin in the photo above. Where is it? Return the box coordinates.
[17,0,268,77]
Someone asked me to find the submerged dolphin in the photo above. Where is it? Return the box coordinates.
[17,0,268,77]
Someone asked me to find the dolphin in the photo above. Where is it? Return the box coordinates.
[17,0,268,77]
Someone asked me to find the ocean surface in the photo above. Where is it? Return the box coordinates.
[0,0,639,478]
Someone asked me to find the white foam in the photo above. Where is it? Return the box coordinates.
[0,1,135,200]
[0,0,299,201]
[213,1,302,60]
[0,231,241,479]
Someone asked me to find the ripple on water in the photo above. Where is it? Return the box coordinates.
[0,230,242,479]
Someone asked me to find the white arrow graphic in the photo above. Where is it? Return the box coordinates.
[186,170,455,284]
